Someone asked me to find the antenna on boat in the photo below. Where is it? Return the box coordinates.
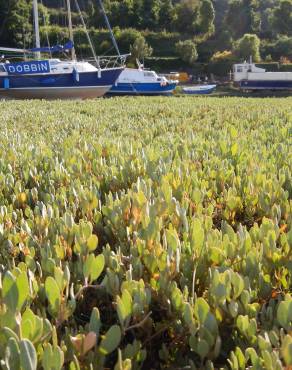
[66,0,76,60]
[33,0,41,59]
[97,0,120,56]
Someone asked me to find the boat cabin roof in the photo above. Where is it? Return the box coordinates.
[233,62,266,73]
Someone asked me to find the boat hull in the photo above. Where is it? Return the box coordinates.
[0,85,111,99]
[0,68,123,99]
[183,89,215,95]
[239,80,292,90]
[108,82,177,95]
[182,85,216,95]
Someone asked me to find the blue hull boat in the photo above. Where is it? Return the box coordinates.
[108,68,178,96]
[182,85,216,95]
[0,0,125,100]
[0,60,123,99]
[239,80,292,90]
[109,82,177,95]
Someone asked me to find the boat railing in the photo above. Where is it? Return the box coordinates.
[87,54,130,69]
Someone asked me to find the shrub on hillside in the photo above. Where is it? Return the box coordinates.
[207,51,237,77]
[175,40,198,65]
[233,33,261,62]
[115,28,143,54]
[211,50,236,63]
[130,36,153,63]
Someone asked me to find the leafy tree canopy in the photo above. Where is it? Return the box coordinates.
[234,33,261,61]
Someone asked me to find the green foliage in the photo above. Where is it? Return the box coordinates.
[0,0,289,66]
[224,0,261,39]
[99,325,122,355]
[175,39,198,65]
[159,0,176,29]
[234,33,261,61]
[197,0,215,39]
[0,97,291,368]
[130,36,153,62]
[115,28,143,55]
[42,343,64,370]
[271,0,292,37]
[264,36,292,60]
[0,0,32,47]
[173,0,199,35]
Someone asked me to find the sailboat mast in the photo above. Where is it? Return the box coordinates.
[66,0,76,60]
[32,0,41,59]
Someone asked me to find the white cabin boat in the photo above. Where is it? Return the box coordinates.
[233,62,292,90]
[108,67,178,95]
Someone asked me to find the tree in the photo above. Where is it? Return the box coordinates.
[256,0,278,38]
[118,0,134,28]
[101,0,135,29]
[159,0,175,30]
[173,0,200,35]
[132,0,144,28]
[271,0,292,36]
[272,36,292,59]
[140,0,161,29]
[234,33,261,61]
[130,35,153,62]
[224,0,244,39]
[225,0,261,39]
[216,29,234,51]
[116,28,142,54]
[175,39,198,65]
[88,0,112,28]
[0,0,32,48]
[197,0,215,39]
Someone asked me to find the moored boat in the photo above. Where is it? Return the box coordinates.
[182,84,216,95]
[108,67,178,96]
[0,0,125,100]
[0,57,123,100]
[233,61,292,90]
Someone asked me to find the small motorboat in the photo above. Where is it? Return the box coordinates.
[182,84,216,95]
[108,67,178,96]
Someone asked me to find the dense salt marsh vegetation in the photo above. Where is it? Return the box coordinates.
[0,97,291,369]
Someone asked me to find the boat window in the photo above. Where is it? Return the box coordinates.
[144,72,153,77]
[237,67,243,73]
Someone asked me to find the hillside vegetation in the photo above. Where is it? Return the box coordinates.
[0,0,291,70]
[0,97,291,369]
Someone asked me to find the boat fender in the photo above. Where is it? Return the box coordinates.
[4,78,9,89]
[73,67,79,83]
[98,68,101,79]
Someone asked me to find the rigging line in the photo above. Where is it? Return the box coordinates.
[40,0,52,58]
[66,0,76,60]
[73,0,100,69]
[103,45,115,56]
[96,0,120,56]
